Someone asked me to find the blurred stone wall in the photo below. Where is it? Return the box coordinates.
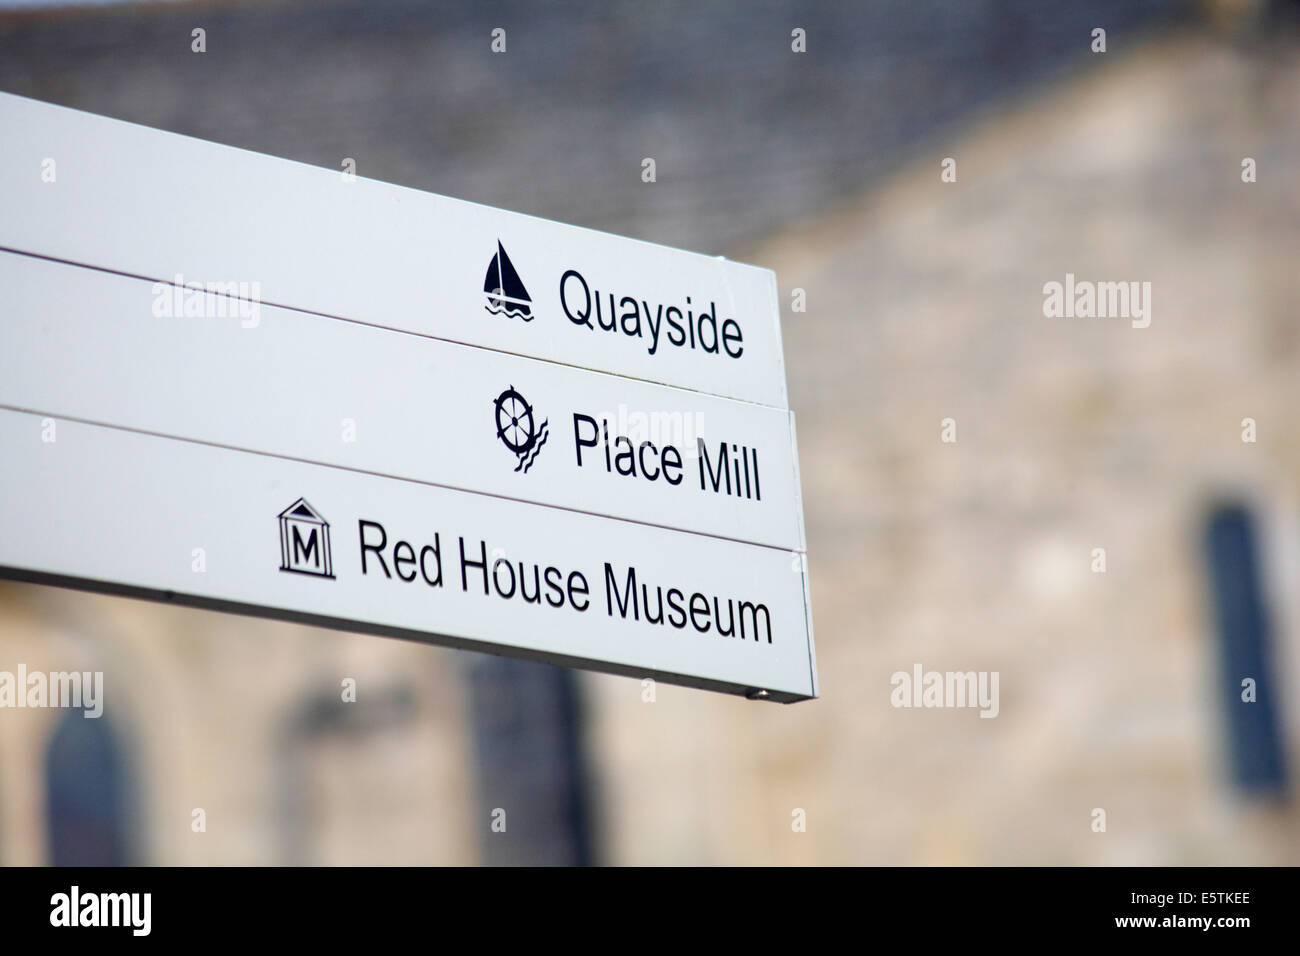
[586,26,1300,865]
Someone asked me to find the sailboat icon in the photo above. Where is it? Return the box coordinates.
[483,241,534,321]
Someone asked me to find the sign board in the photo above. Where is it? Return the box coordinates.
[0,93,817,701]
[0,92,788,408]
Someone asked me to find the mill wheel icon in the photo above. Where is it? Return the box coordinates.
[493,385,549,473]
[494,386,537,455]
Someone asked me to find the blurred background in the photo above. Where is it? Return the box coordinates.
[1,0,1298,865]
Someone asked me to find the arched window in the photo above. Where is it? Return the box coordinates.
[45,710,133,865]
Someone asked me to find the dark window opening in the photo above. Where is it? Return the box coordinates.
[1204,503,1289,796]
[45,710,134,865]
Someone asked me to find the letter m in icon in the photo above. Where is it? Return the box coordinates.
[278,498,335,578]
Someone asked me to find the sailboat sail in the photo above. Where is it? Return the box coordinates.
[483,241,534,320]
[483,252,502,297]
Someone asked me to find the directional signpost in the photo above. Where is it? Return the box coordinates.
[0,92,817,702]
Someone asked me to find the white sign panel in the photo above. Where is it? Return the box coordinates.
[0,251,805,552]
[0,92,789,408]
[0,410,817,702]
